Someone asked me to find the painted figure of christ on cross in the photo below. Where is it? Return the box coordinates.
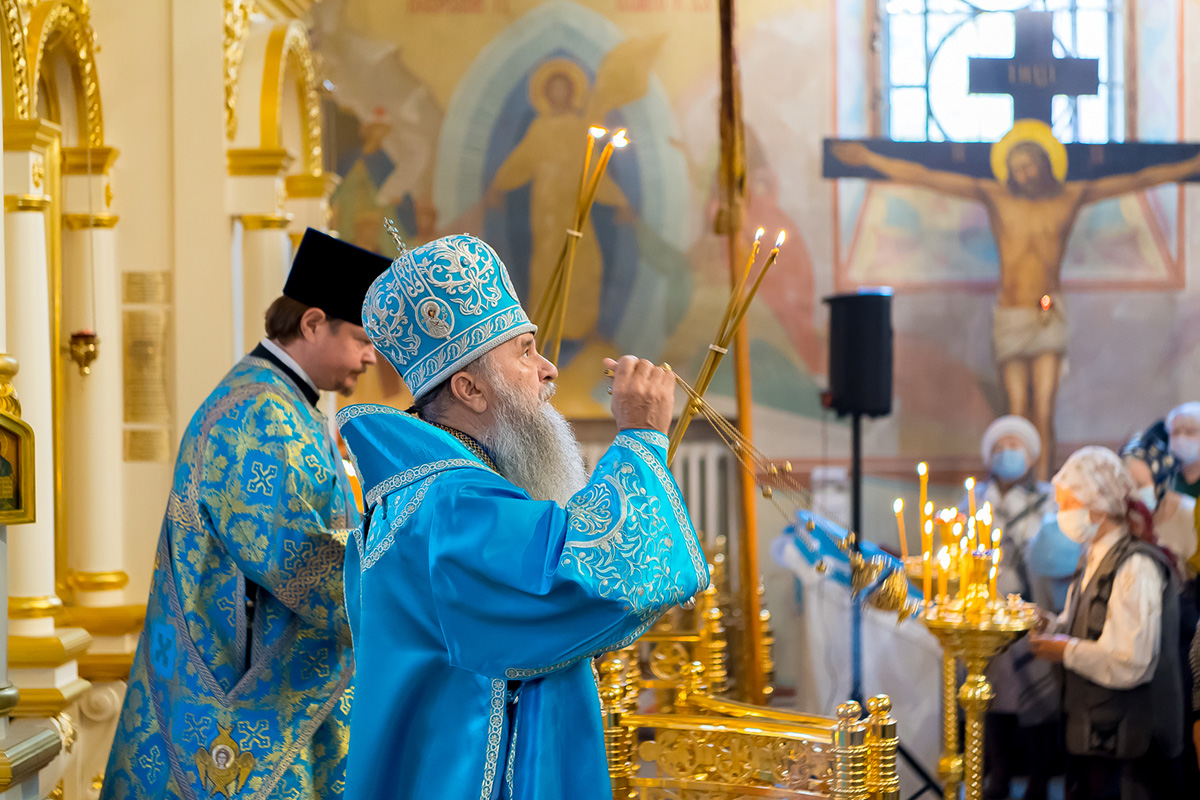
[826,12,1200,479]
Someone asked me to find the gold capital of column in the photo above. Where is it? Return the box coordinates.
[9,628,92,668]
[10,679,90,718]
[285,171,339,199]
[66,570,129,592]
[8,595,62,619]
[2,118,61,154]
[58,603,144,637]
[62,213,118,230]
[241,213,293,230]
[3,195,49,213]
[228,147,293,176]
[62,146,120,176]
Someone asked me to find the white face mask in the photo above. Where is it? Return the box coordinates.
[1136,486,1158,513]
[1057,508,1101,545]
[1170,435,1200,467]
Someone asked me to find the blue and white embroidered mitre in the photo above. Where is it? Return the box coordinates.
[338,403,709,800]
[363,234,536,400]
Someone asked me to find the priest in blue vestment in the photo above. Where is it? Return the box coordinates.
[339,231,709,799]
[101,230,390,800]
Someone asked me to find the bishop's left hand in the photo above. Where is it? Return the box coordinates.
[1028,632,1071,663]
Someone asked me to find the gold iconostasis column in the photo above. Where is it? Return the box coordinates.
[4,120,92,719]
[229,148,294,356]
[60,147,125,608]
[5,122,62,638]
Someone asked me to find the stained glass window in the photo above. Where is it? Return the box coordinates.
[882,0,1125,143]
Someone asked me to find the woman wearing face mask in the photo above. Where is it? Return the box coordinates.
[1030,446,1183,800]
[975,416,1062,800]
[1168,402,1200,500]
[1121,421,1196,572]
[1122,421,1200,789]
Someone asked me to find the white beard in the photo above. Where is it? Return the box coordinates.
[475,370,588,507]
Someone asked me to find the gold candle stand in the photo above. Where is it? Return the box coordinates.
[921,594,1035,800]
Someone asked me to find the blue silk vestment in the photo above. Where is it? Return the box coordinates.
[102,355,357,800]
[338,404,710,800]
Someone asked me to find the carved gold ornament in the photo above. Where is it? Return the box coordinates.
[27,0,104,147]
[223,0,251,139]
[2,0,32,120]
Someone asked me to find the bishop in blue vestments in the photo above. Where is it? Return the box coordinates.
[339,232,709,799]
[101,230,390,800]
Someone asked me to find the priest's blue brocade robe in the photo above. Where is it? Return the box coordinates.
[101,353,357,800]
[338,405,709,800]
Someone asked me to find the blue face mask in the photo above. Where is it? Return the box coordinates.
[992,448,1028,481]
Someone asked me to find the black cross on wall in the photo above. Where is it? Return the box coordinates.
[968,11,1100,124]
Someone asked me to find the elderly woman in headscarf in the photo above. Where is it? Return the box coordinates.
[974,416,1061,800]
[1123,421,1200,789]
[1166,402,1200,499]
[1030,446,1183,800]
[1122,420,1197,569]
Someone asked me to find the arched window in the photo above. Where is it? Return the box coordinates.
[881,0,1126,143]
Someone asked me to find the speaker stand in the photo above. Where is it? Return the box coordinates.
[848,412,942,800]
[850,411,863,706]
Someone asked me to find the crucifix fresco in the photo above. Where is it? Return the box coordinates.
[825,11,1200,479]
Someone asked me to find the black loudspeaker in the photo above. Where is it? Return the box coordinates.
[823,290,894,417]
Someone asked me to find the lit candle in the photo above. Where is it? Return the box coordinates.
[965,476,977,521]
[993,527,1003,576]
[988,564,998,599]
[922,519,933,606]
[578,126,606,212]
[893,498,909,560]
[724,230,787,339]
[978,501,992,544]
[958,535,969,600]
[967,515,977,551]
[918,462,929,529]
[937,548,950,604]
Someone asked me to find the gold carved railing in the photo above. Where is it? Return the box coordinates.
[600,657,900,800]
[643,545,774,706]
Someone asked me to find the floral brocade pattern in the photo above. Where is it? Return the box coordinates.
[100,358,356,800]
[561,436,708,619]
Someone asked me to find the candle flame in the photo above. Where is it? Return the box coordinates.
[1040,294,1053,311]
[611,129,629,148]
[917,461,928,477]
[754,227,765,242]
[960,536,968,551]
[965,476,975,491]
[991,529,1000,545]
[924,501,933,516]
[953,522,963,536]
[588,126,607,138]
[893,498,904,514]
[938,548,951,569]
[774,229,787,248]
[924,519,933,534]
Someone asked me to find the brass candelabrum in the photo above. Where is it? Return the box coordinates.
[919,576,1036,800]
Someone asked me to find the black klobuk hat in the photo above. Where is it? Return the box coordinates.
[283,229,392,325]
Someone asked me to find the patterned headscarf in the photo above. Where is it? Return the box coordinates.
[1052,446,1135,517]
[1119,420,1177,504]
